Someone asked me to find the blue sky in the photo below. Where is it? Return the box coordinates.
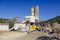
[0,0,60,21]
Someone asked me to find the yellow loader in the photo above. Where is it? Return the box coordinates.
[29,23,41,31]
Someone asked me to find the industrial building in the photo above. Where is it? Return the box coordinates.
[10,5,40,32]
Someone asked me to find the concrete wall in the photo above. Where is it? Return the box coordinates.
[0,24,9,30]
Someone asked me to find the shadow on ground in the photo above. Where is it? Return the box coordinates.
[36,36,60,40]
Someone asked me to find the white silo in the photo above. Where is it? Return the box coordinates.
[34,5,39,20]
[31,8,34,16]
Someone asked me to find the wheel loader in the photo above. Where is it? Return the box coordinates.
[29,22,41,31]
[28,22,54,34]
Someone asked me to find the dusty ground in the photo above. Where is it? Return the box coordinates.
[0,31,49,40]
[0,31,27,40]
[54,28,60,34]
[0,31,60,40]
[15,31,49,40]
[15,31,60,40]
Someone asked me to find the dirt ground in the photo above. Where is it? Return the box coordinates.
[15,31,49,40]
[0,31,27,40]
[0,31,49,40]
[54,28,60,34]
[0,31,60,40]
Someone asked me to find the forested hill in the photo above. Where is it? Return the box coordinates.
[0,18,10,23]
[46,16,60,24]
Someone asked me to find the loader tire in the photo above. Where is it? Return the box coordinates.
[35,28,40,31]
